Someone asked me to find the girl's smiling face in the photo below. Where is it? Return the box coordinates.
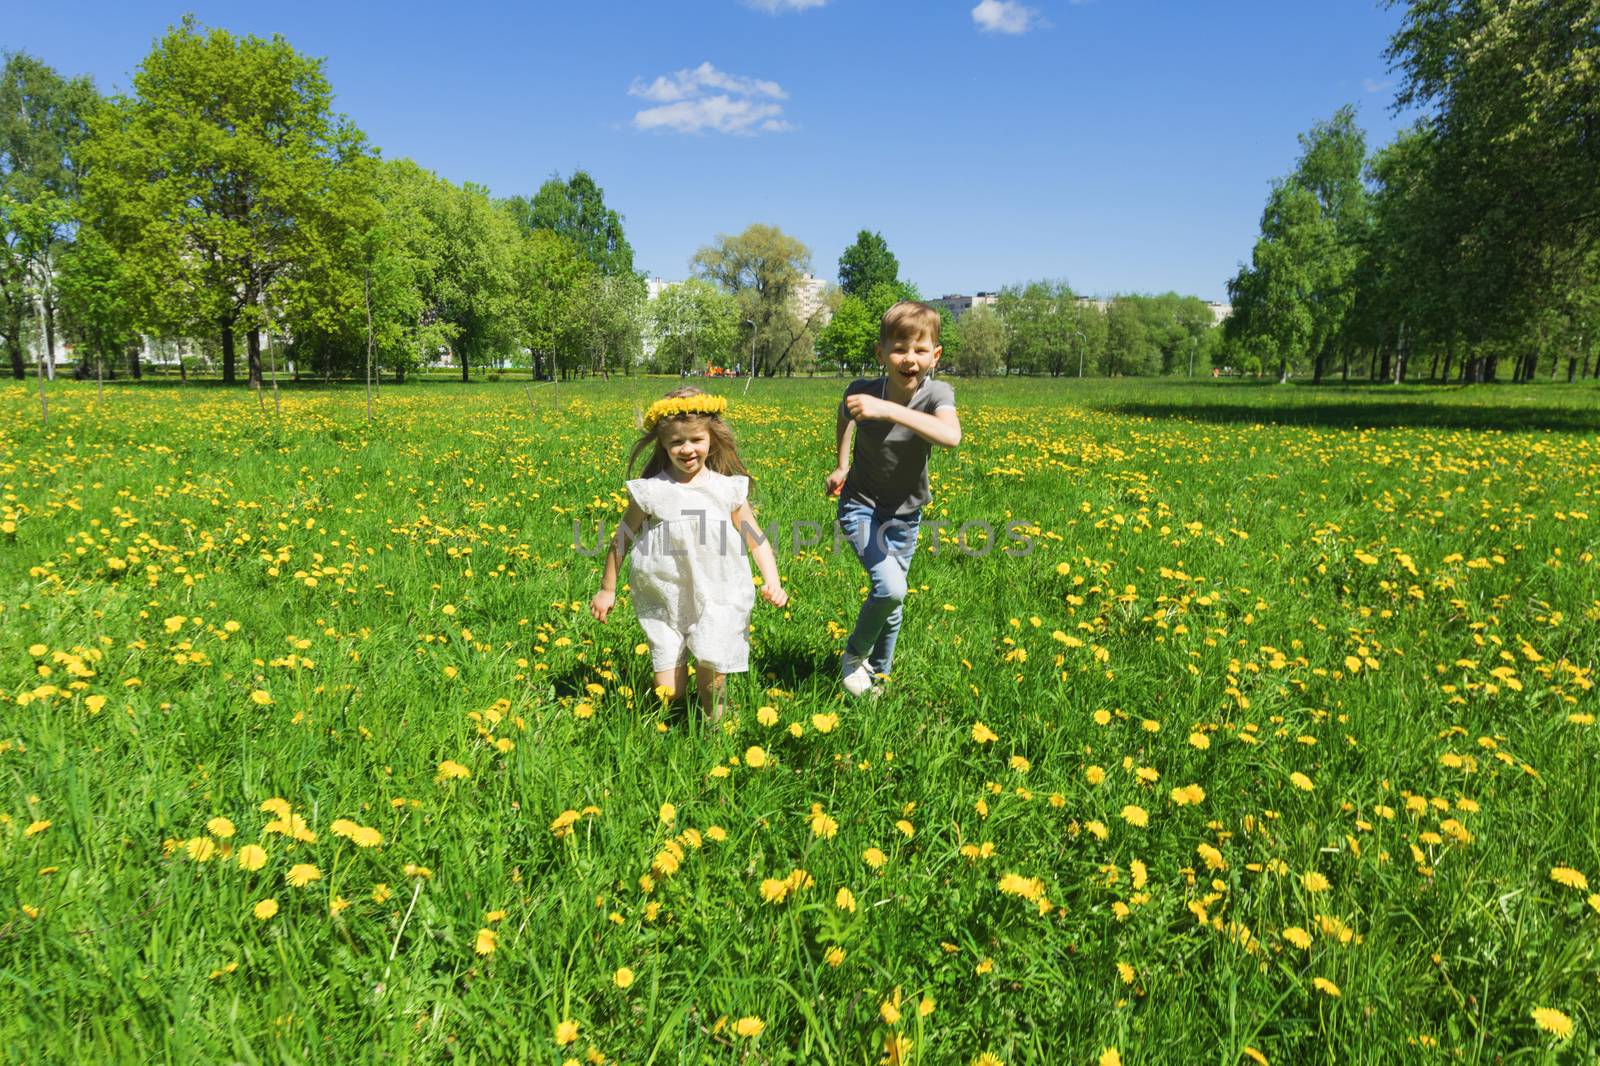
[661,420,711,480]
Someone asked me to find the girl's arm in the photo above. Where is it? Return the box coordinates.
[826,403,854,495]
[590,499,649,622]
[845,394,962,448]
[732,502,789,608]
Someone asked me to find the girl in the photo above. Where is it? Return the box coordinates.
[590,387,788,720]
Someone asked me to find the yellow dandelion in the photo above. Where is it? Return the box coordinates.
[879,987,903,1025]
[259,797,291,819]
[744,745,768,769]
[613,966,634,989]
[206,817,236,839]
[1303,871,1331,893]
[1530,1007,1573,1040]
[1085,764,1106,785]
[733,1015,764,1038]
[1550,866,1589,892]
[1099,1049,1122,1066]
[185,837,217,862]
[285,863,322,888]
[824,945,846,967]
[236,844,268,871]
[971,721,998,744]
[1312,976,1341,998]
[973,1055,1004,1066]
[1283,926,1312,950]
[1242,1047,1269,1065]
[474,928,498,955]
[1289,772,1314,792]
[756,705,779,726]
[658,802,676,825]
[252,898,279,920]
[349,825,382,848]
[435,760,470,783]
[811,712,839,733]
[24,820,50,837]
[1120,804,1149,828]
[554,1019,579,1046]
[249,690,273,706]
[863,847,887,869]
[1188,731,1211,750]
[759,878,790,904]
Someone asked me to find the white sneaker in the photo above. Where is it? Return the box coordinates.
[841,652,874,697]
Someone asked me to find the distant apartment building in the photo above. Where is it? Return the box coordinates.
[1206,301,1232,326]
[930,292,999,320]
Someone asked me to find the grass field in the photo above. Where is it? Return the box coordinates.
[1,375,1597,1064]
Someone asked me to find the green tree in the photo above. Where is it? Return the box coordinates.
[54,223,143,379]
[947,304,1007,376]
[512,228,594,380]
[650,279,737,375]
[1104,297,1155,376]
[430,181,518,381]
[1386,0,1599,352]
[1,52,97,379]
[1227,182,1330,382]
[79,17,369,386]
[506,169,634,277]
[691,223,815,377]
[815,279,919,375]
[837,229,900,296]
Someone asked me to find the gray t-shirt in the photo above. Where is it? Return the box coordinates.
[838,375,957,516]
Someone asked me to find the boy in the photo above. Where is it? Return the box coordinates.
[825,300,962,697]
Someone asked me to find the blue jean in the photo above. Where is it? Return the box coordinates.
[837,499,922,677]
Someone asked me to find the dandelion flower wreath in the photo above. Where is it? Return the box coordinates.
[644,394,728,430]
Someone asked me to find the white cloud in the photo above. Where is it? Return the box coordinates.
[1362,77,1394,94]
[629,62,786,105]
[742,0,827,11]
[630,62,793,135]
[972,0,1038,34]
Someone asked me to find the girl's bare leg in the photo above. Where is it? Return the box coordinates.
[695,663,727,722]
[654,663,689,703]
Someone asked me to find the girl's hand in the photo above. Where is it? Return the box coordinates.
[761,583,789,608]
[825,466,848,496]
[590,589,615,622]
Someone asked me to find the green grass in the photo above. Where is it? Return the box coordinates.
[1,375,1597,1064]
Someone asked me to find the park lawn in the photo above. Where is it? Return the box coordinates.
[0,375,1597,1064]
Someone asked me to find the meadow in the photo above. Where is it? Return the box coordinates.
[1,375,1597,1065]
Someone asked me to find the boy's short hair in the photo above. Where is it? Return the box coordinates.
[878,301,942,348]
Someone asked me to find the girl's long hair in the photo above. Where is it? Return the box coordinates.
[628,386,754,488]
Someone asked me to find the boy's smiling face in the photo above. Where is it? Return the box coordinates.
[877,328,942,393]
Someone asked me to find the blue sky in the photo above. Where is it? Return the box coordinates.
[10,1,1415,302]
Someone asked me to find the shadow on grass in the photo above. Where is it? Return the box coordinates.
[1100,396,1600,434]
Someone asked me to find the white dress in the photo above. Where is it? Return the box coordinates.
[626,468,757,674]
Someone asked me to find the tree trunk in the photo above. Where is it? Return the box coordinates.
[1342,349,1350,383]
[247,327,264,389]
[1378,348,1391,382]
[221,321,237,384]
[127,339,142,380]
[6,331,23,380]
[1428,348,1440,381]
[460,347,469,383]
[1368,347,1378,381]
[42,291,58,379]
[1439,346,1453,384]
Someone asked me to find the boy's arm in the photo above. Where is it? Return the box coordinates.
[847,395,962,448]
[732,502,788,607]
[590,500,648,621]
[826,402,854,495]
